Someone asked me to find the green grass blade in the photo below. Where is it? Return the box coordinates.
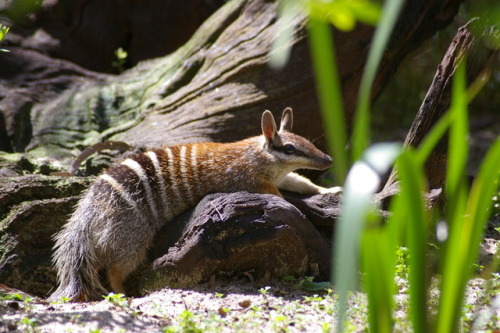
[334,161,374,332]
[437,139,500,332]
[361,217,396,333]
[436,57,472,333]
[334,143,401,332]
[395,150,430,333]
[308,17,349,183]
[351,0,404,161]
[445,61,469,223]
[414,111,451,166]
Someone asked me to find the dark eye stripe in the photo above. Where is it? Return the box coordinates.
[270,144,307,157]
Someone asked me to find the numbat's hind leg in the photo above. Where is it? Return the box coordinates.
[108,265,126,295]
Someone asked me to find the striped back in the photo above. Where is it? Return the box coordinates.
[91,142,247,228]
[87,116,332,229]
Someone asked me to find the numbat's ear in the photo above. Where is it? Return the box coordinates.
[279,107,293,132]
[261,110,277,142]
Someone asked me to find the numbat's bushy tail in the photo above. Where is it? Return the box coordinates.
[50,108,342,302]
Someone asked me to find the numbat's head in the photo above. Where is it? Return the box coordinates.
[261,107,332,172]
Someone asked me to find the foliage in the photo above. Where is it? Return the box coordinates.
[0,24,10,52]
[0,292,32,303]
[17,317,39,333]
[307,0,380,31]
[274,0,499,332]
[112,47,129,73]
[103,292,129,309]
[163,310,204,333]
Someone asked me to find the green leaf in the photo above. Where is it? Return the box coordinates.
[393,150,430,333]
[325,4,357,31]
[437,139,500,332]
[415,111,451,166]
[334,143,401,333]
[346,0,381,25]
[361,220,396,333]
[308,17,349,183]
[0,24,10,42]
[445,60,469,223]
[351,0,404,161]
[307,0,381,31]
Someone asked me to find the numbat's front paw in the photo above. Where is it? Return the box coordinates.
[319,186,343,195]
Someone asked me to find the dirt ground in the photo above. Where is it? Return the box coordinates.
[1,257,499,333]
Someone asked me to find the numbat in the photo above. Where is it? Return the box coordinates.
[50,107,342,302]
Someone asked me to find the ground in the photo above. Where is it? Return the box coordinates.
[1,269,499,332]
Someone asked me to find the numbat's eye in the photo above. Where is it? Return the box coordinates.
[283,144,296,154]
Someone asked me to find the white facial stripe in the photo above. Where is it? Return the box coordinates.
[122,158,158,218]
[146,151,170,218]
